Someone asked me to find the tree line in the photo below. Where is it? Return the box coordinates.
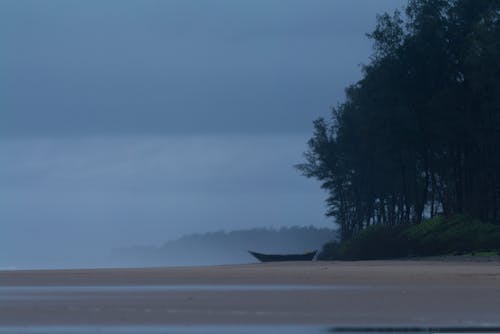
[114,227,337,266]
[297,0,500,240]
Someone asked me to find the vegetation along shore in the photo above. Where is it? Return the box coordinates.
[298,0,499,259]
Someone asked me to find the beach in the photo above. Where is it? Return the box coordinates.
[1,260,500,327]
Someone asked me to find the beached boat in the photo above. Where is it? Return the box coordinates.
[248,250,317,262]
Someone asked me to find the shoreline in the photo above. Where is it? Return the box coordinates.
[2,261,499,326]
[2,259,499,286]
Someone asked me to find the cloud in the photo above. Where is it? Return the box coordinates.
[0,0,406,136]
[0,0,406,268]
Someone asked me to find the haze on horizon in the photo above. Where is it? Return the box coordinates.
[1,0,406,268]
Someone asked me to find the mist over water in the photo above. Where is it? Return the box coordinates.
[1,0,407,270]
[1,135,331,270]
[113,227,337,267]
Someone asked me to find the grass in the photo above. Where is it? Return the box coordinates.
[467,251,500,256]
[318,215,500,260]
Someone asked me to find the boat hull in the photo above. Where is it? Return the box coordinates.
[248,250,317,262]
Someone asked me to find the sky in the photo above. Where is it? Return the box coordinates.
[1,0,406,268]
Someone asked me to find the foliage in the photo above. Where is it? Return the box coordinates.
[318,225,408,260]
[318,215,500,260]
[403,215,500,255]
[298,0,500,241]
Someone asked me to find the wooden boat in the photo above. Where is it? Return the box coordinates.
[248,250,317,262]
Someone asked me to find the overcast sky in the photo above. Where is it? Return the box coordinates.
[1,0,406,268]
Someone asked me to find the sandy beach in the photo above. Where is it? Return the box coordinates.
[1,260,500,326]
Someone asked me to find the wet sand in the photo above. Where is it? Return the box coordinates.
[1,261,499,326]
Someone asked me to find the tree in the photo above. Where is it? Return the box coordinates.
[297,0,500,240]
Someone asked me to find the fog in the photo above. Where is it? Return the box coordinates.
[1,0,406,269]
[113,227,338,267]
[1,135,330,268]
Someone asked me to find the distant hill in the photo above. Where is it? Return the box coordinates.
[113,226,337,266]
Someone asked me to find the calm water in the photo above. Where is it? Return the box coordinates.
[0,284,370,301]
[2,285,499,334]
[0,325,326,334]
[0,284,367,292]
[0,325,499,334]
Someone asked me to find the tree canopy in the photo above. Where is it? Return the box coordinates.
[297,0,500,240]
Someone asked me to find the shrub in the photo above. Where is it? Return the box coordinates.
[404,215,500,256]
[318,224,408,260]
[318,215,500,260]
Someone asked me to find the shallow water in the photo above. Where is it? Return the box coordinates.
[0,326,308,334]
[2,284,499,330]
[0,284,367,292]
[0,325,325,334]
[0,284,369,301]
[0,325,499,334]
